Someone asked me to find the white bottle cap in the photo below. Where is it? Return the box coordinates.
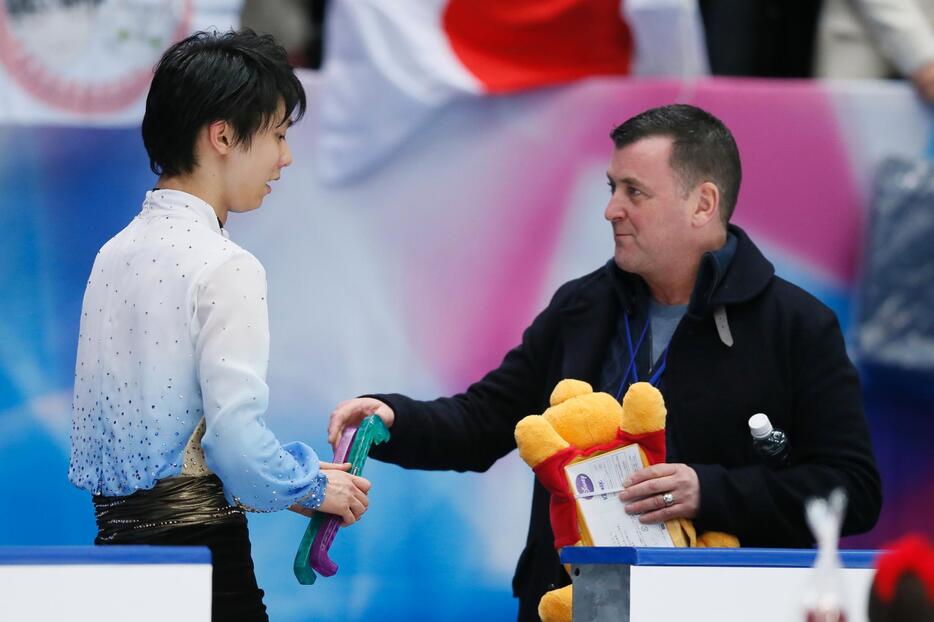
[748,413,773,439]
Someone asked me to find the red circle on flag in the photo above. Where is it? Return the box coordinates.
[443,0,632,94]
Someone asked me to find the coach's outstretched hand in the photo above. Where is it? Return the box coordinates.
[328,398,395,450]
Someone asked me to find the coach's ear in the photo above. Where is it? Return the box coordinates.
[691,181,721,228]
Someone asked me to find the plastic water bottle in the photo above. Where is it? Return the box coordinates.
[748,413,792,467]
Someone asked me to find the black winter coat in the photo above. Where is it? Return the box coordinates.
[370,225,881,621]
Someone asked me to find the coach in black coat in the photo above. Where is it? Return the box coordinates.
[328,105,881,621]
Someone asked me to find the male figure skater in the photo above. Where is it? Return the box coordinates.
[69,30,370,621]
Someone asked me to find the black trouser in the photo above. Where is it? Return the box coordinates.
[94,477,268,622]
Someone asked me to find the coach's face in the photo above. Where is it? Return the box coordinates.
[604,136,699,279]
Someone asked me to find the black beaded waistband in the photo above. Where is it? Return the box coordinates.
[93,475,244,542]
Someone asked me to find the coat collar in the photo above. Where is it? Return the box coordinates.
[555,225,775,380]
[707,224,774,308]
[598,224,774,318]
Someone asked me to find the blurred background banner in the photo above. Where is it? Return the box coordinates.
[1,71,932,620]
[0,0,240,124]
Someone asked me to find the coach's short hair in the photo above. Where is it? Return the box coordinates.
[610,104,742,223]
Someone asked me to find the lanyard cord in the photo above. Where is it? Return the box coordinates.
[615,313,669,401]
[623,314,649,386]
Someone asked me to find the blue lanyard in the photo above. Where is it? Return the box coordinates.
[614,313,669,401]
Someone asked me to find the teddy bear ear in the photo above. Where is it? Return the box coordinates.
[620,381,668,434]
[550,379,594,406]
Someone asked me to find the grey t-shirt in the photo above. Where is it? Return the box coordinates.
[649,298,688,364]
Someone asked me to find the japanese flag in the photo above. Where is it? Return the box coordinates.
[317,0,708,182]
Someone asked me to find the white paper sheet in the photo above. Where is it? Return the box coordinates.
[564,444,675,547]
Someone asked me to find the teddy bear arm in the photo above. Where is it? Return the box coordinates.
[515,415,570,468]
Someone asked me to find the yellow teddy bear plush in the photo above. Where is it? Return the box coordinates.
[514,379,738,622]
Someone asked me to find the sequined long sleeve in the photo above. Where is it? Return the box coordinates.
[68,190,327,511]
[193,252,326,512]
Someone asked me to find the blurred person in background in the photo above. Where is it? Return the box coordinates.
[699,0,824,78]
[815,0,934,103]
[241,0,327,68]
